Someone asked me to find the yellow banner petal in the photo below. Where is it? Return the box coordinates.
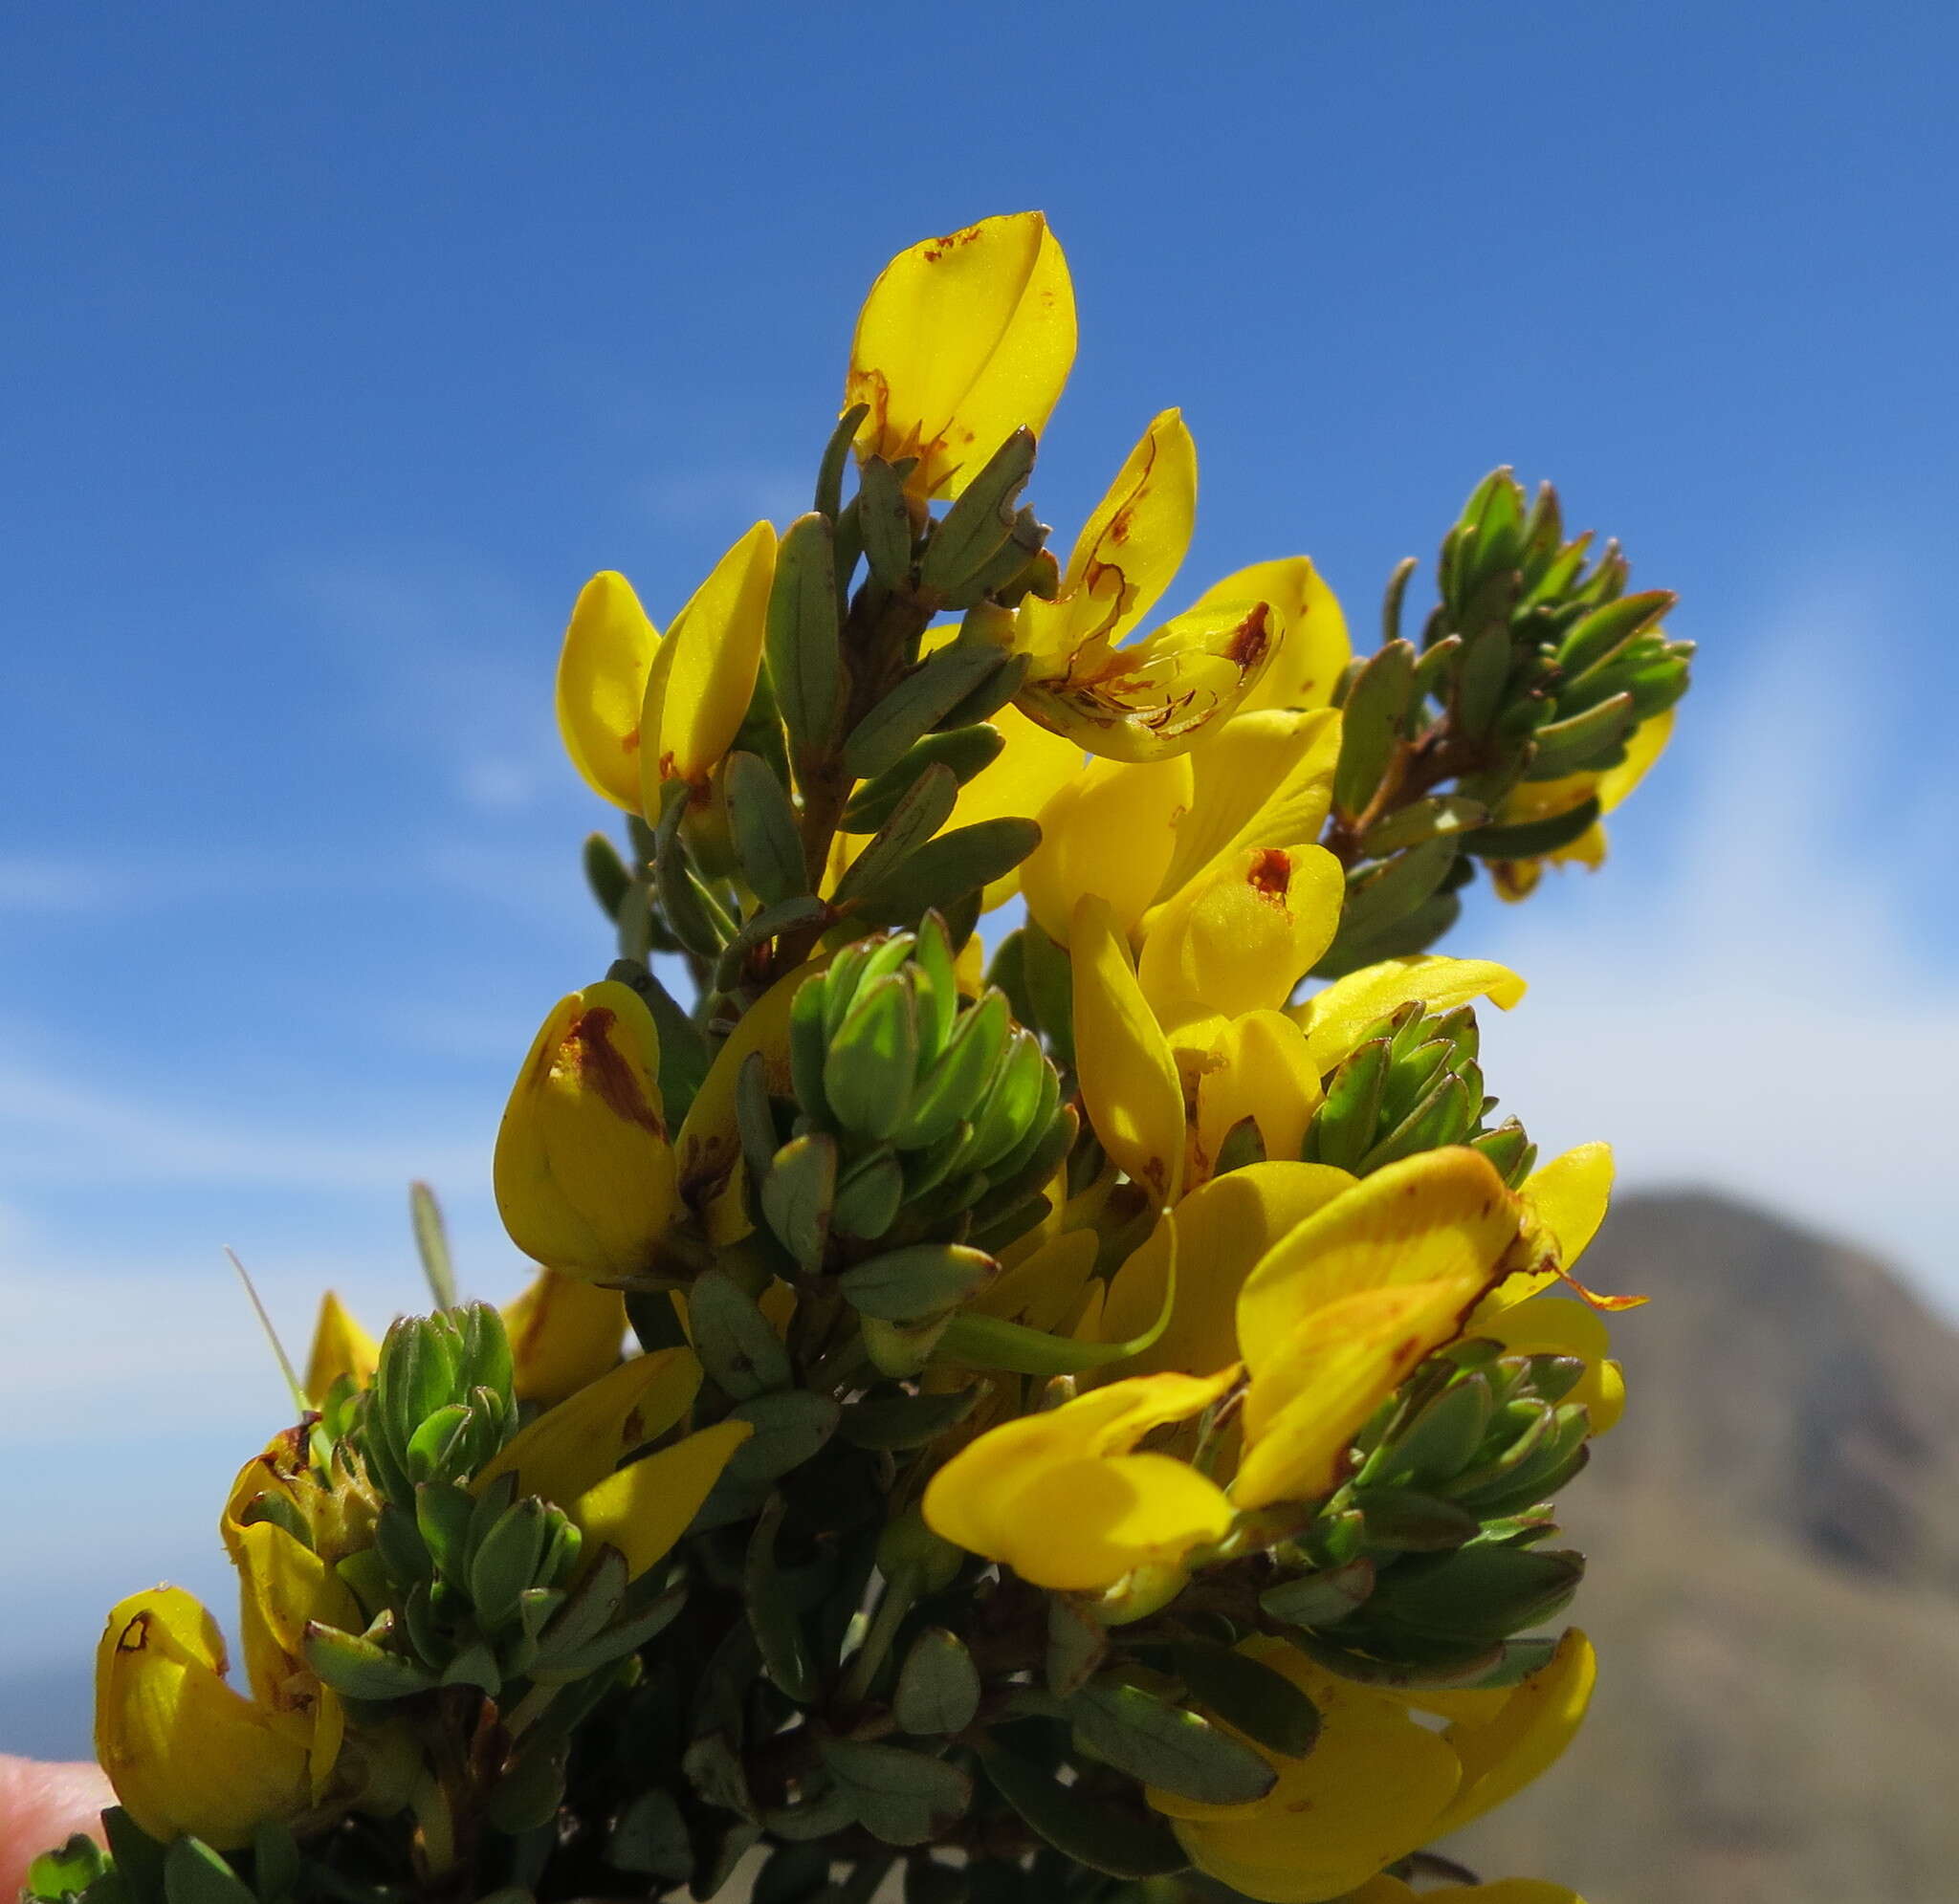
[639,520,777,802]
[1290,954,1529,1074]
[302,1290,379,1408]
[1100,1163,1353,1385]
[1156,707,1342,903]
[1235,1277,1486,1499]
[503,1267,628,1406]
[1187,1012,1328,1185]
[570,1418,754,1581]
[556,569,659,811]
[494,980,679,1280]
[1070,893,1186,1202]
[1236,1149,1521,1382]
[845,210,1076,499]
[1200,558,1352,716]
[473,1345,703,1509]
[1022,755,1193,945]
[1137,843,1345,1025]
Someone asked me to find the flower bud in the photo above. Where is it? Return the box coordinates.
[495,979,680,1280]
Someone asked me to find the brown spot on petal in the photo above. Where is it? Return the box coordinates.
[563,1008,665,1136]
[622,727,641,755]
[1226,602,1273,671]
[1247,848,1291,902]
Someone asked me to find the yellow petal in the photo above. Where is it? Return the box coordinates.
[1070,894,1186,1203]
[302,1291,379,1408]
[569,1418,753,1581]
[1156,1639,1460,1902]
[1237,1149,1521,1383]
[1156,707,1342,902]
[1187,1011,1326,1184]
[1020,409,1199,658]
[503,1268,628,1406]
[675,955,828,1208]
[970,1226,1099,1333]
[1424,1630,1596,1837]
[640,519,778,800]
[232,1521,363,1670]
[556,570,659,810]
[1100,1163,1353,1384]
[1137,843,1345,1025]
[993,1453,1235,1591]
[1290,955,1528,1073]
[1021,755,1192,945]
[1597,710,1675,814]
[1202,558,1352,716]
[473,1345,703,1507]
[1235,1278,1487,1500]
[494,980,679,1280]
[1526,1142,1615,1267]
[1018,600,1276,764]
[845,211,1076,499]
[922,1369,1235,1576]
[95,1587,311,1850]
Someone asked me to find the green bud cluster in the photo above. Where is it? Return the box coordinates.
[1303,1000,1535,1182]
[751,914,1074,1271]
[1258,1339,1593,1682]
[1311,469,1692,976]
[305,1307,675,1708]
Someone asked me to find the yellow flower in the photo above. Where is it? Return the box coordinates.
[96,1587,314,1850]
[494,979,680,1280]
[1288,953,1528,1075]
[845,211,1076,500]
[1011,410,1281,761]
[554,523,778,817]
[1153,1632,1595,1903]
[302,1290,379,1407]
[472,1344,750,1581]
[924,1150,1525,1589]
[502,1267,627,1405]
[1488,710,1674,901]
[1150,1639,1460,1903]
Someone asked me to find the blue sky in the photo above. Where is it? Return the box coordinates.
[3,3,1955,1751]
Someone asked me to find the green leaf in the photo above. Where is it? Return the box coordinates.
[690,1268,792,1401]
[817,1738,973,1847]
[467,1498,551,1629]
[832,1149,905,1239]
[746,1495,822,1705]
[893,1627,981,1735]
[1166,1643,1321,1758]
[760,1132,837,1271]
[1258,1557,1376,1629]
[842,725,1006,834]
[1045,1594,1108,1698]
[408,1182,457,1312]
[610,1788,694,1881]
[25,1837,109,1902]
[766,513,844,758]
[847,819,1042,928]
[892,991,1010,1151]
[1332,639,1417,821]
[858,455,915,589]
[977,1743,1189,1880]
[582,829,631,920]
[831,764,961,908]
[824,973,923,1142]
[1068,1681,1275,1806]
[302,1620,436,1700]
[920,427,1037,594]
[838,1384,982,1451]
[1359,796,1488,856]
[845,645,1004,781]
[1463,797,1601,861]
[724,1390,842,1483]
[838,1244,995,1323]
[162,1842,255,1904]
[723,752,812,906]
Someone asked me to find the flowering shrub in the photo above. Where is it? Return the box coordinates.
[33,212,1690,1904]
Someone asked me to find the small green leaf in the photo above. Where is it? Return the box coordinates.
[893,1627,980,1735]
[838,1244,995,1323]
[817,1738,973,1847]
[724,1390,842,1483]
[301,1620,436,1701]
[1167,1642,1321,1758]
[1068,1681,1275,1806]
[610,1788,693,1881]
[690,1267,792,1401]
[977,1744,1189,1880]
[838,1385,982,1451]
[760,1133,837,1271]
[162,1841,255,1904]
